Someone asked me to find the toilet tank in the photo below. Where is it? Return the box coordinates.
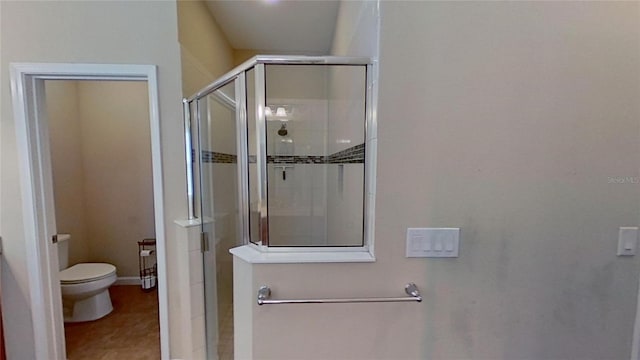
[57,234,71,270]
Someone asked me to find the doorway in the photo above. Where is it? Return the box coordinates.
[44,79,160,358]
[10,64,169,359]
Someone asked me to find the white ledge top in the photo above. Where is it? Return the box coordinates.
[174,217,214,228]
[229,245,376,264]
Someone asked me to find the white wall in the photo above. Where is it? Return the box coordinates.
[238,1,640,359]
[174,221,207,359]
[0,1,184,358]
[376,2,640,358]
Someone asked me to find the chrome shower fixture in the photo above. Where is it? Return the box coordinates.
[277,123,288,136]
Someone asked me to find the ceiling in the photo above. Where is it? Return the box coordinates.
[205,0,340,54]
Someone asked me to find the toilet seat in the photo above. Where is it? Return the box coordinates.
[60,263,116,285]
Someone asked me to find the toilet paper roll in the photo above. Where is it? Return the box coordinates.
[142,275,157,290]
[140,249,155,257]
[56,234,71,242]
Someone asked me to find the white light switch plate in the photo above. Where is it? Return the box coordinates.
[406,228,460,258]
[617,227,638,256]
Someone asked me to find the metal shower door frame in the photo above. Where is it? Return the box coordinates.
[183,55,375,251]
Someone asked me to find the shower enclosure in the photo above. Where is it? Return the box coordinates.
[184,55,374,359]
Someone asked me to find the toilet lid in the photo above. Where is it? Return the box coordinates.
[60,263,116,284]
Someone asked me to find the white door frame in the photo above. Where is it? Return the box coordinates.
[10,63,170,360]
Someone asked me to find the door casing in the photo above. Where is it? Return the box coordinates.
[10,63,169,359]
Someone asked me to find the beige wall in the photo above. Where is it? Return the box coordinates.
[45,81,90,267]
[233,49,321,67]
[46,81,154,277]
[175,6,237,353]
[178,0,234,96]
[233,49,262,67]
[0,1,184,358]
[77,81,154,277]
[47,81,154,276]
[239,1,640,359]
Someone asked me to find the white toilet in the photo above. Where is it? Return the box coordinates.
[57,234,117,323]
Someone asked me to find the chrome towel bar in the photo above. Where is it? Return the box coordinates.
[257,283,422,305]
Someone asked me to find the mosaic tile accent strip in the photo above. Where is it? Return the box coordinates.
[202,150,237,164]
[267,155,326,164]
[266,143,365,164]
[326,143,365,164]
[199,144,364,164]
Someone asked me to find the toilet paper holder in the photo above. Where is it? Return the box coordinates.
[138,238,157,292]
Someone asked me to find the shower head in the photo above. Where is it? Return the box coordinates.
[277,124,288,136]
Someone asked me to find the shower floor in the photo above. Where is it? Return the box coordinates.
[64,285,160,360]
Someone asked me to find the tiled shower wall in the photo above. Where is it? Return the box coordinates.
[206,65,367,247]
[264,97,366,246]
[326,66,367,246]
[266,99,328,246]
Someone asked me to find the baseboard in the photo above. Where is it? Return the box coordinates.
[631,274,640,360]
[115,276,141,286]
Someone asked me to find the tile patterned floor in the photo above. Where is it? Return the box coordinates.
[64,285,160,360]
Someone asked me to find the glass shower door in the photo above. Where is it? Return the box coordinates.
[185,57,370,359]
[197,79,240,360]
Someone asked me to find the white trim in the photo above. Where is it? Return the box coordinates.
[229,245,375,264]
[631,274,640,360]
[145,65,171,360]
[10,62,61,360]
[174,219,204,228]
[10,63,170,360]
[115,277,142,286]
[174,217,213,228]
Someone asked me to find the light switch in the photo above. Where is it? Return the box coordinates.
[434,240,443,252]
[617,227,638,256]
[410,235,421,251]
[445,239,454,251]
[406,228,460,258]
